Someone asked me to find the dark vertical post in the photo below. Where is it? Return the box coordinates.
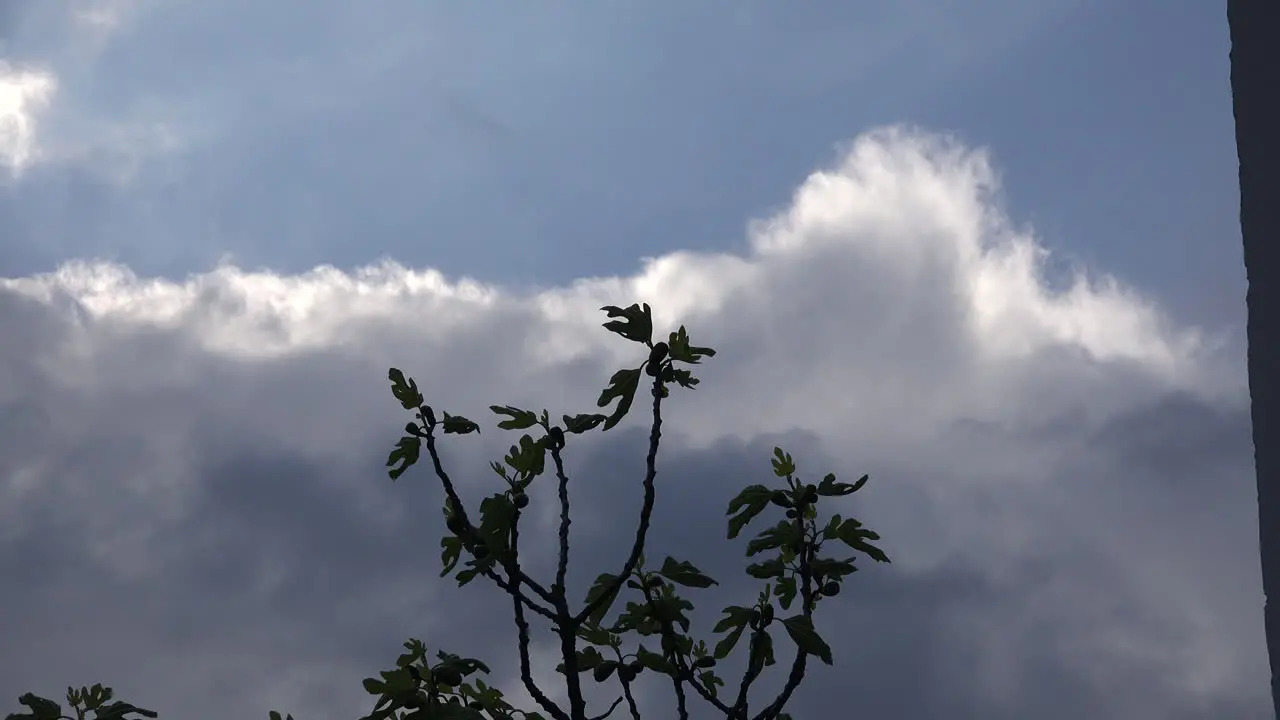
[1229,1,1280,716]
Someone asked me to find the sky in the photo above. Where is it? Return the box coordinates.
[0,1,1263,719]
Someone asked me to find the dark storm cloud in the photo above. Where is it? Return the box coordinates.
[0,125,1262,718]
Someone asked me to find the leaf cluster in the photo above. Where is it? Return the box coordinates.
[13,303,889,720]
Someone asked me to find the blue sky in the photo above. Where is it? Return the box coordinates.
[1,1,1239,326]
[0,2,1262,719]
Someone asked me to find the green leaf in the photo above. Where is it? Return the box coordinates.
[442,412,481,435]
[666,326,717,364]
[809,556,858,583]
[635,645,675,675]
[850,538,890,563]
[726,485,773,539]
[746,630,772,678]
[379,668,418,694]
[770,447,796,478]
[746,520,802,557]
[576,623,615,647]
[713,624,746,660]
[362,678,386,695]
[666,367,700,389]
[822,514,842,540]
[440,536,462,576]
[85,685,109,711]
[745,557,786,579]
[456,565,479,587]
[269,712,283,720]
[503,433,548,477]
[698,669,725,698]
[386,436,421,480]
[817,472,867,496]
[562,413,608,434]
[94,701,159,720]
[15,694,60,720]
[475,493,517,560]
[776,576,798,610]
[781,615,833,664]
[388,368,424,410]
[712,605,755,634]
[597,368,642,431]
[600,303,654,346]
[489,405,539,430]
[555,647,605,674]
[836,520,891,562]
[658,557,718,588]
[583,573,623,628]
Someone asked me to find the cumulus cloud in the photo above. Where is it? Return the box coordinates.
[0,61,57,175]
[0,126,1264,719]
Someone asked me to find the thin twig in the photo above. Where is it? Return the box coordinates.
[587,696,625,720]
[620,678,641,720]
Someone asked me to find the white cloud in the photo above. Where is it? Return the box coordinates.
[0,62,57,176]
[0,126,1262,718]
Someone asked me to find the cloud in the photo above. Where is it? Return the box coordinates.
[0,126,1264,719]
[0,61,57,176]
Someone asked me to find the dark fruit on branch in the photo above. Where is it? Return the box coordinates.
[628,660,643,674]
[821,581,840,597]
[618,666,637,683]
[785,508,798,519]
[648,342,669,367]
[804,484,818,503]
[513,492,529,509]
[548,426,565,450]
[435,667,463,687]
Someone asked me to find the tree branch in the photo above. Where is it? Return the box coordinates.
[421,416,558,611]
[553,446,571,601]
[509,509,570,720]
[750,522,819,720]
[576,377,666,626]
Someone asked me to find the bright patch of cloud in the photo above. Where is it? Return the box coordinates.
[0,126,1262,718]
[0,62,57,176]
